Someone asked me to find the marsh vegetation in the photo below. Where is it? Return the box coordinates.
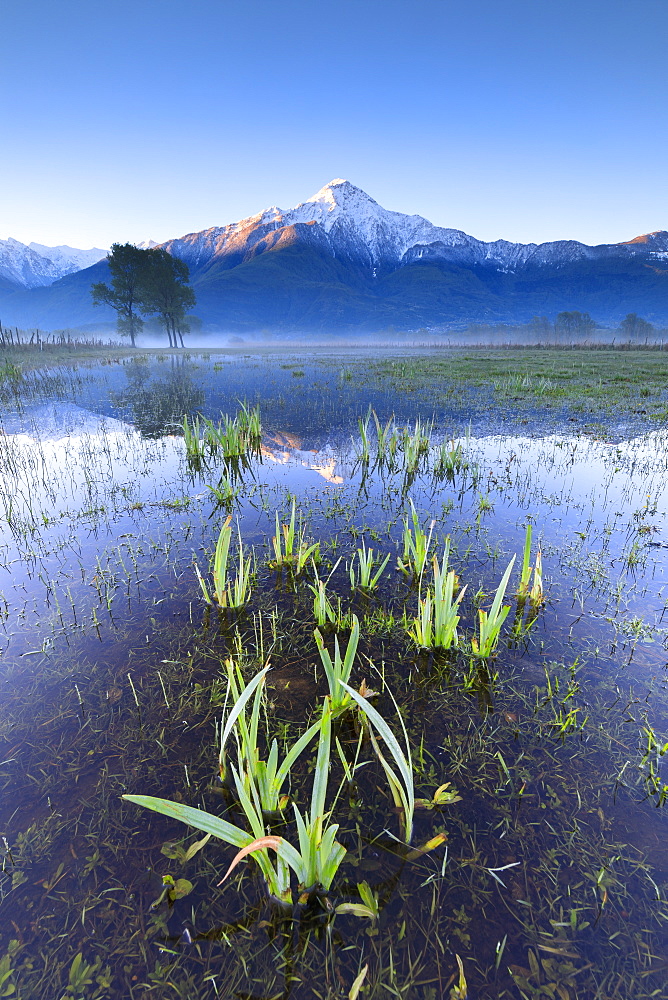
[0,349,668,999]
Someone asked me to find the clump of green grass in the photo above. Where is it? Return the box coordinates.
[408,543,466,651]
[356,409,372,464]
[401,418,432,473]
[124,699,347,903]
[182,402,261,464]
[397,500,435,579]
[218,660,320,814]
[372,410,398,467]
[516,524,543,604]
[471,557,515,657]
[434,438,465,477]
[195,516,254,609]
[314,615,361,715]
[349,540,390,592]
[268,500,320,573]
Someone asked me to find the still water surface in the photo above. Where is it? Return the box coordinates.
[0,352,667,999]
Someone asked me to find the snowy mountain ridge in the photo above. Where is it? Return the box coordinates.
[161,178,668,275]
[0,238,106,288]
[2,180,667,296]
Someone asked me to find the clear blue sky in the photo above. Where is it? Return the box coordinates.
[1,0,666,249]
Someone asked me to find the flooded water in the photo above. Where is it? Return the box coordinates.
[1,351,668,999]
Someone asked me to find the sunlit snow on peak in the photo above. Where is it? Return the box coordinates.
[305,179,377,207]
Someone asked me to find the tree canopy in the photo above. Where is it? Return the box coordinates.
[91,243,147,347]
[620,313,655,340]
[555,311,596,337]
[139,249,196,348]
[91,244,196,347]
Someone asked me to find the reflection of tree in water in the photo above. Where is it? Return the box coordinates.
[110,356,205,436]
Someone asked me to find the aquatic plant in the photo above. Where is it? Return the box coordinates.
[434,438,465,477]
[341,681,415,843]
[516,524,541,599]
[63,953,113,999]
[0,945,17,998]
[204,402,261,458]
[310,577,337,628]
[530,546,543,604]
[237,400,262,441]
[372,410,396,466]
[401,418,432,473]
[308,559,351,629]
[268,500,320,572]
[123,791,293,901]
[516,523,533,600]
[124,701,346,902]
[182,402,262,464]
[218,660,321,813]
[356,409,372,464]
[640,723,668,805]
[314,615,361,715]
[335,880,380,920]
[408,544,466,650]
[206,474,236,508]
[195,516,254,609]
[470,556,515,657]
[279,701,347,892]
[349,540,390,592]
[414,782,461,810]
[450,956,468,1000]
[397,500,435,579]
[181,413,206,466]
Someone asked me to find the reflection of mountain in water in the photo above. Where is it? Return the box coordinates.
[261,429,353,483]
[0,401,130,440]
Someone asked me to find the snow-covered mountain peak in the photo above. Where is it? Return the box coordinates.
[159,180,667,282]
[305,179,378,209]
[161,180,494,271]
[0,238,106,288]
[283,179,384,234]
[28,242,106,270]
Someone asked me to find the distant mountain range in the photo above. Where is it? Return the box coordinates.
[1,180,667,332]
[0,238,106,289]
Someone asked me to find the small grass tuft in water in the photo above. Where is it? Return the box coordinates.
[314,615,362,715]
[470,556,515,657]
[268,500,320,573]
[195,516,254,609]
